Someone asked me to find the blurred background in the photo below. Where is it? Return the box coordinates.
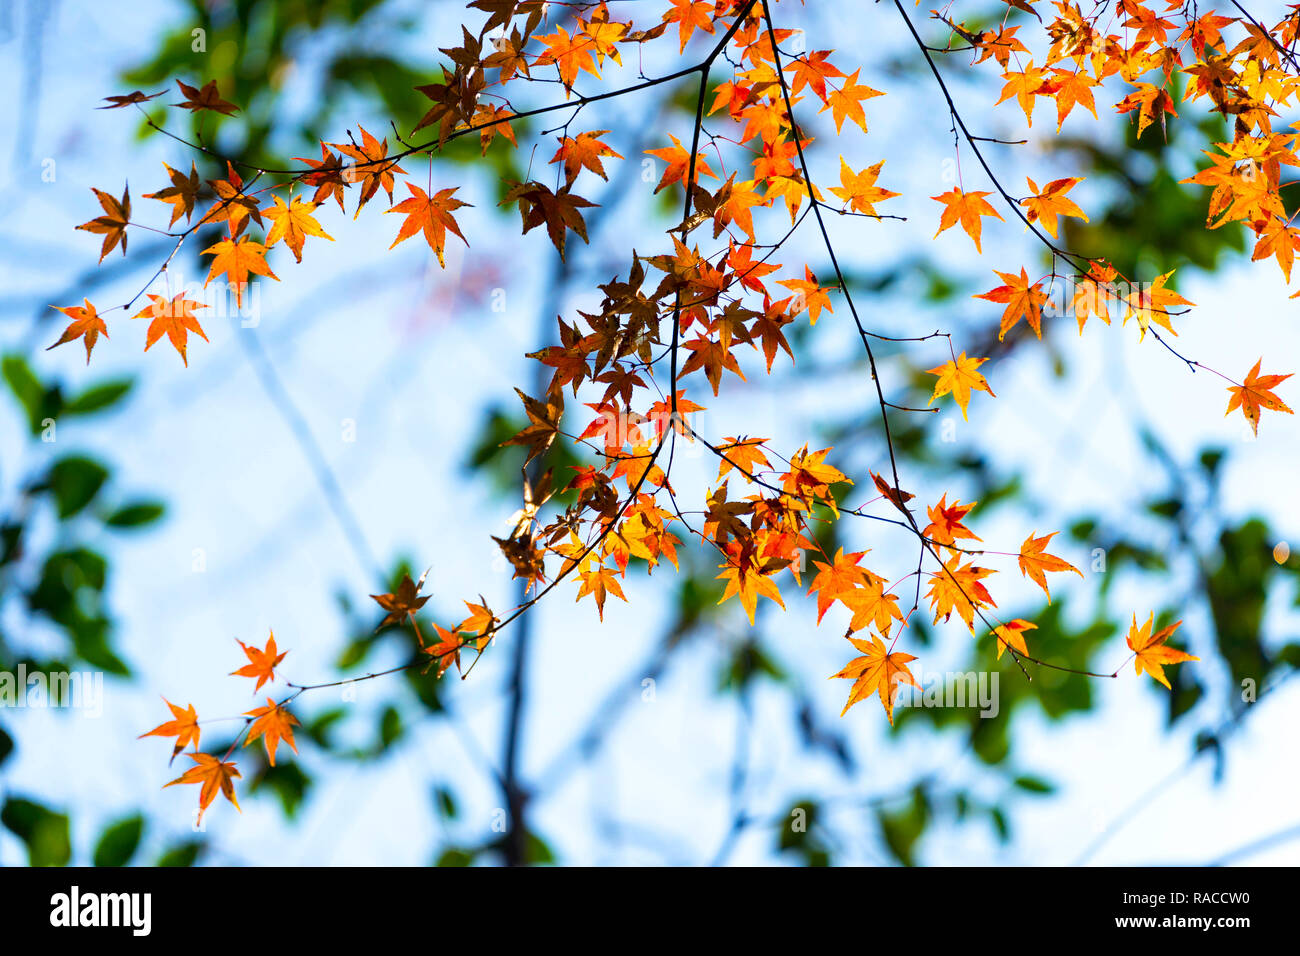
[1,0,1298,866]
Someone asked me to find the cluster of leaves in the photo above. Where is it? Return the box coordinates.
[63,0,1300,826]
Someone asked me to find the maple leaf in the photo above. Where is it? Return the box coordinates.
[500,181,595,261]
[926,352,995,421]
[829,158,899,218]
[1225,358,1294,435]
[996,61,1049,125]
[819,68,883,133]
[975,268,1049,340]
[264,194,333,263]
[991,619,1036,660]
[575,560,627,620]
[504,386,564,464]
[1018,531,1081,602]
[931,188,1004,252]
[132,293,209,366]
[1126,613,1198,689]
[681,333,746,395]
[1114,83,1178,139]
[387,183,470,267]
[807,548,872,622]
[144,162,201,226]
[777,266,834,324]
[830,633,918,723]
[663,0,715,52]
[549,130,623,187]
[47,299,108,364]
[294,142,348,211]
[923,494,981,547]
[424,622,464,677]
[532,25,601,90]
[1122,270,1193,338]
[456,599,498,650]
[332,126,406,217]
[871,471,915,514]
[716,553,785,626]
[164,753,241,823]
[716,436,771,483]
[174,79,239,115]
[1252,220,1300,283]
[1021,177,1088,238]
[370,571,431,629]
[231,632,287,692]
[244,699,300,766]
[139,698,200,764]
[785,49,846,100]
[645,133,719,194]
[926,555,997,632]
[199,162,262,236]
[1045,67,1098,130]
[77,184,130,262]
[201,236,279,306]
[1073,261,1118,333]
[98,89,164,109]
[843,576,905,638]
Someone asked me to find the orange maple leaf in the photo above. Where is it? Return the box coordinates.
[926,555,997,632]
[663,0,716,52]
[201,236,278,307]
[1018,531,1082,602]
[830,633,918,723]
[1021,176,1088,238]
[926,352,995,421]
[923,494,981,547]
[132,293,209,366]
[645,133,719,194]
[139,698,200,764]
[145,161,201,227]
[47,299,109,364]
[244,699,300,766]
[1126,613,1198,689]
[806,548,873,623]
[386,183,470,267]
[164,753,241,823]
[549,129,623,187]
[264,194,333,263]
[231,632,287,692]
[975,267,1049,340]
[931,188,1004,252]
[331,126,406,216]
[1225,358,1293,436]
[830,157,899,218]
[424,622,464,678]
[76,184,130,263]
[991,618,1036,659]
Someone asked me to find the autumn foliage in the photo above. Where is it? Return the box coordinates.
[66,0,1298,823]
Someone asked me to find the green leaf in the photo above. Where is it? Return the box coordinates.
[92,814,144,867]
[436,847,475,867]
[433,786,458,820]
[0,725,13,767]
[63,379,133,416]
[379,706,404,749]
[156,840,204,867]
[1012,774,1055,795]
[2,354,54,433]
[104,501,165,528]
[1,796,72,866]
[46,456,110,519]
